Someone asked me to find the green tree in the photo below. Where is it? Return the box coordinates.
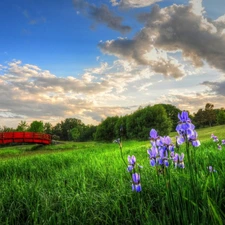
[61,118,84,141]
[94,116,119,142]
[156,104,181,131]
[205,103,216,127]
[44,122,53,134]
[28,121,44,133]
[126,105,172,140]
[78,125,97,142]
[0,126,14,132]
[217,110,225,125]
[149,105,172,136]
[52,123,62,140]
[16,121,28,131]
[115,115,128,140]
[193,108,206,128]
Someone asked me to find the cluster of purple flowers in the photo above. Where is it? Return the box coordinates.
[211,134,225,150]
[176,111,200,147]
[127,155,142,192]
[147,129,185,169]
[118,110,205,192]
[211,134,219,142]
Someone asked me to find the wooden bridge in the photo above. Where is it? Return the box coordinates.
[0,132,52,145]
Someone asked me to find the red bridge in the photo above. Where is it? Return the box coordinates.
[0,132,52,145]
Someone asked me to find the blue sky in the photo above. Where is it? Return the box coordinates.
[1,0,225,128]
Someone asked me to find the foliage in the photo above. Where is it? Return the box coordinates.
[60,118,84,141]
[193,103,215,128]
[205,103,216,126]
[77,125,97,142]
[94,116,119,142]
[16,121,28,131]
[0,126,14,132]
[27,121,44,133]
[156,103,181,131]
[126,105,172,140]
[44,122,53,134]
[217,110,225,125]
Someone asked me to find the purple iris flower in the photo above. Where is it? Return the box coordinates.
[177,135,185,145]
[158,149,169,167]
[211,134,219,142]
[127,155,136,172]
[150,129,158,140]
[176,111,196,146]
[178,111,191,123]
[212,136,219,142]
[169,144,175,152]
[189,130,201,147]
[161,136,175,152]
[173,153,185,168]
[176,124,195,137]
[179,153,185,168]
[161,136,171,145]
[147,145,159,166]
[222,140,225,145]
[218,144,222,150]
[170,151,175,159]
[132,173,141,192]
[173,153,179,168]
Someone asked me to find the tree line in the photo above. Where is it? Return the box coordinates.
[1,103,225,142]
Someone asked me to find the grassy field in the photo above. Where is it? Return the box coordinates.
[0,125,225,224]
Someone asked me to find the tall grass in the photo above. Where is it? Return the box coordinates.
[0,126,225,224]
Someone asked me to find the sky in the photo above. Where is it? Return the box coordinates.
[1,0,225,128]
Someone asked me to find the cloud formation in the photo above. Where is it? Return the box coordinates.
[110,0,161,8]
[0,60,152,127]
[73,0,131,33]
[201,80,225,96]
[159,92,225,113]
[99,1,225,78]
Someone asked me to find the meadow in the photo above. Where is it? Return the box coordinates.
[0,125,225,225]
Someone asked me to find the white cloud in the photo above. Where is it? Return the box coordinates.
[189,0,205,16]
[0,59,155,127]
[111,0,162,8]
[99,2,225,78]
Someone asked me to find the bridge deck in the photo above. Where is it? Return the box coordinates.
[0,132,52,145]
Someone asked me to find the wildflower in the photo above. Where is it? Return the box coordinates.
[160,136,175,152]
[149,129,158,140]
[158,148,169,167]
[176,111,201,148]
[173,153,185,168]
[222,140,225,145]
[132,173,141,192]
[176,111,195,135]
[208,166,216,173]
[113,138,120,144]
[189,130,201,147]
[212,135,219,142]
[218,144,222,150]
[179,153,185,168]
[127,155,136,172]
[147,143,159,166]
[149,129,162,146]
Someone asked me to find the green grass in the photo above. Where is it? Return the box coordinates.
[0,125,225,224]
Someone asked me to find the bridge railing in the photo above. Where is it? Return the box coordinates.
[0,132,52,145]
